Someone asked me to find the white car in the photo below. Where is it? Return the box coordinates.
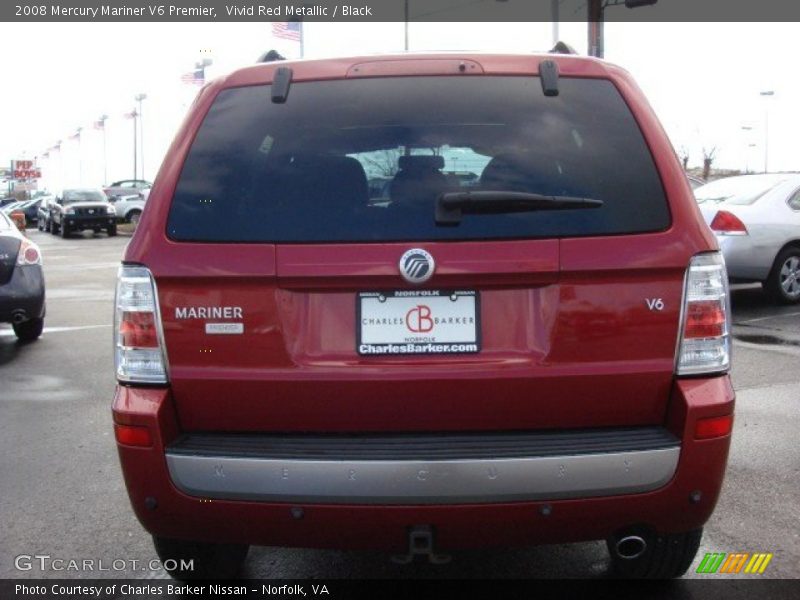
[109,190,148,226]
[696,173,800,303]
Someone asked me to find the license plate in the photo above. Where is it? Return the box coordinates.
[357,290,480,355]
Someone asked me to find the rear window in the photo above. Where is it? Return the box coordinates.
[694,175,788,206]
[168,76,669,243]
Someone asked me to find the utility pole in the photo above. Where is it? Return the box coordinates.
[588,1,659,59]
[588,0,604,58]
[404,0,409,50]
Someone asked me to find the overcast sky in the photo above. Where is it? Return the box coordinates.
[0,20,797,189]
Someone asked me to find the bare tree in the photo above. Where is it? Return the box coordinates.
[702,146,717,181]
[678,145,690,171]
[360,148,403,178]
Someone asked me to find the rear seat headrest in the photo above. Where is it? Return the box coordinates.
[398,155,445,171]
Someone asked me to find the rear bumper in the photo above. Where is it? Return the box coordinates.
[165,429,680,504]
[112,377,734,550]
[0,265,45,323]
[716,234,772,281]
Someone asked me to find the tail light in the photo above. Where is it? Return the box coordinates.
[710,210,747,235]
[676,252,731,376]
[114,265,169,384]
[17,238,42,266]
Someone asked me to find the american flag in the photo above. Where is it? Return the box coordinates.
[272,21,302,42]
[93,119,105,130]
[124,109,138,119]
[181,70,205,86]
[68,130,81,141]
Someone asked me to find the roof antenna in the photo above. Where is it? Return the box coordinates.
[258,49,286,63]
[271,67,293,104]
[538,60,559,97]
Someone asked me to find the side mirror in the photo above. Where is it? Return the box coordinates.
[108,195,119,203]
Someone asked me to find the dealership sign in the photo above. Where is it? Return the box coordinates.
[12,160,42,180]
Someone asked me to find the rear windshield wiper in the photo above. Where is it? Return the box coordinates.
[435,191,603,225]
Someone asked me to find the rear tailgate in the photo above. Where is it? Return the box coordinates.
[133,56,710,434]
[157,232,685,432]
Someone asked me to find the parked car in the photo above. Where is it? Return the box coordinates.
[9,197,46,226]
[695,173,800,303]
[1,200,24,215]
[113,53,733,580]
[0,196,18,208]
[50,188,117,238]
[104,179,151,198]
[37,196,56,231]
[108,193,146,226]
[0,211,45,341]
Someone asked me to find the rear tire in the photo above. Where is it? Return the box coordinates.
[60,222,69,238]
[13,317,44,342]
[152,536,249,580]
[107,225,117,237]
[607,528,702,579]
[765,247,800,304]
[49,219,58,234]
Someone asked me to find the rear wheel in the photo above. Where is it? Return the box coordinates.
[765,247,800,304]
[107,225,117,237]
[60,222,69,238]
[607,528,702,579]
[49,219,58,234]
[152,536,249,580]
[13,317,44,342]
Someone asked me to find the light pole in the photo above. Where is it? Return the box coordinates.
[759,90,774,173]
[135,94,147,180]
[740,125,753,174]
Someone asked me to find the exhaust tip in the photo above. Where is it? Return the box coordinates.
[615,535,647,560]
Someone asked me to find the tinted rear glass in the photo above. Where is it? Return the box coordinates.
[168,76,669,242]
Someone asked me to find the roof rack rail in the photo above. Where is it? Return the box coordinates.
[549,41,578,55]
[257,49,286,63]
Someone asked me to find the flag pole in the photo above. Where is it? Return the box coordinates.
[299,22,304,58]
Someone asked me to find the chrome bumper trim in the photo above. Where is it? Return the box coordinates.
[166,447,680,505]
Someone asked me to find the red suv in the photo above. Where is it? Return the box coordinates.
[112,53,734,579]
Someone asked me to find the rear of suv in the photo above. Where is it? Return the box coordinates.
[112,53,734,579]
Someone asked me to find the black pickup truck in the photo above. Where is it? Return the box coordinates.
[50,188,117,238]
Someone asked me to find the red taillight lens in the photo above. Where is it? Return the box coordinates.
[695,414,734,439]
[710,210,747,235]
[114,424,153,447]
[23,246,40,263]
[119,311,159,348]
[684,300,727,338]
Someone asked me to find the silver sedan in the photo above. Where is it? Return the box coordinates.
[696,173,800,304]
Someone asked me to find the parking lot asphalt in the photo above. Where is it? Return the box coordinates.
[0,230,798,581]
